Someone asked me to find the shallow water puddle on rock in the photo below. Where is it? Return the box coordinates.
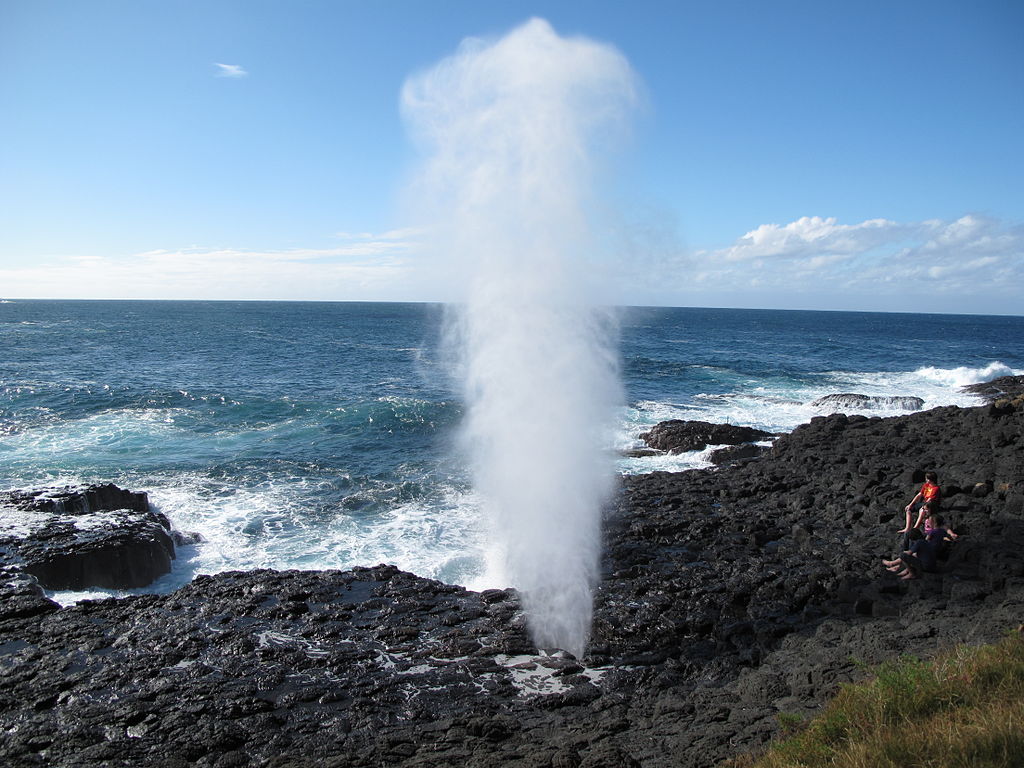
[255,629,332,658]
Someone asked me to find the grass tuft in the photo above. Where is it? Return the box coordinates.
[724,629,1024,768]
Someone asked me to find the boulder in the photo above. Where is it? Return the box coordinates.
[709,443,770,465]
[640,420,773,453]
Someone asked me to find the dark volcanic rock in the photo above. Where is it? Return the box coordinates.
[0,565,556,768]
[708,443,770,465]
[590,401,1024,764]
[0,568,60,620]
[640,420,773,453]
[0,484,175,590]
[3,483,151,516]
[962,374,1024,403]
[2,401,1024,768]
[621,448,664,458]
[810,393,925,412]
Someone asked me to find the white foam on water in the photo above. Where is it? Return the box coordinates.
[0,408,203,472]
[137,475,483,579]
[69,510,139,531]
[0,507,52,537]
[24,467,490,606]
[0,496,143,539]
[490,652,614,695]
[913,361,1016,388]
[23,359,1020,607]
[617,444,723,475]
[256,630,332,659]
[617,361,1021,475]
[819,362,1019,413]
[356,490,489,587]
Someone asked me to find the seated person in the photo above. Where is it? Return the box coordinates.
[900,504,957,551]
[899,471,941,534]
[883,515,956,580]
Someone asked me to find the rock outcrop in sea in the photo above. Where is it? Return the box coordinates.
[0,484,174,606]
[639,419,773,453]
[2,388,1023,767]
[809,392,925,411]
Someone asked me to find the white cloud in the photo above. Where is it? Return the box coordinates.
[214,63,248,78]
[674,214,1024,313]
[718,216,909,262]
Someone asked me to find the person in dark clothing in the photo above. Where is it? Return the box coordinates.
[883,515,957,580]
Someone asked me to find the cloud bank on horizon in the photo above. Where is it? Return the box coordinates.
[0,233,414,303]
[1,213,1019,313]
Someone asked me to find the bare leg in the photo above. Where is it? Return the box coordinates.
[897,507,912,533]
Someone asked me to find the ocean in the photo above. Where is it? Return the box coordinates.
[2,300,1021,602]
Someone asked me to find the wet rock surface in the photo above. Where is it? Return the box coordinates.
[2,402,1023,767]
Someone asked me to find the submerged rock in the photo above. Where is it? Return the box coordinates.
[621,448,664,458]
[640,419,773,453]
[810,393,925,412]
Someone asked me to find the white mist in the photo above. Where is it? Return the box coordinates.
[402,18,637,656]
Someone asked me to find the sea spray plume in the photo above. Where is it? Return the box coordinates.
[401,19,637,656]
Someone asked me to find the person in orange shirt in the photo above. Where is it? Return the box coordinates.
[899,471,941,534]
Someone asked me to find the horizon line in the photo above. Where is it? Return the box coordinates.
[1,297,1021,319]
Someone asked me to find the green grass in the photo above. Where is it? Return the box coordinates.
[726,629,1024,768]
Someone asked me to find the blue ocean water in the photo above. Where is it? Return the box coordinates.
[2,300,1022,600]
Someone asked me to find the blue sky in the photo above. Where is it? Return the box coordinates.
[1,0,1021,313]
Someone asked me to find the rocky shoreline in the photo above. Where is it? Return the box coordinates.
[2,384,1023,768]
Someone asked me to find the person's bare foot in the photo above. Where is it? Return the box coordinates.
[900,572,917,580]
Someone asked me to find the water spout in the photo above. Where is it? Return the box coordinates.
[402,18,637,656]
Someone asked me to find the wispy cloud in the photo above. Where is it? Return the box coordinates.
[333,227,424,242]
[214,63,248,78]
